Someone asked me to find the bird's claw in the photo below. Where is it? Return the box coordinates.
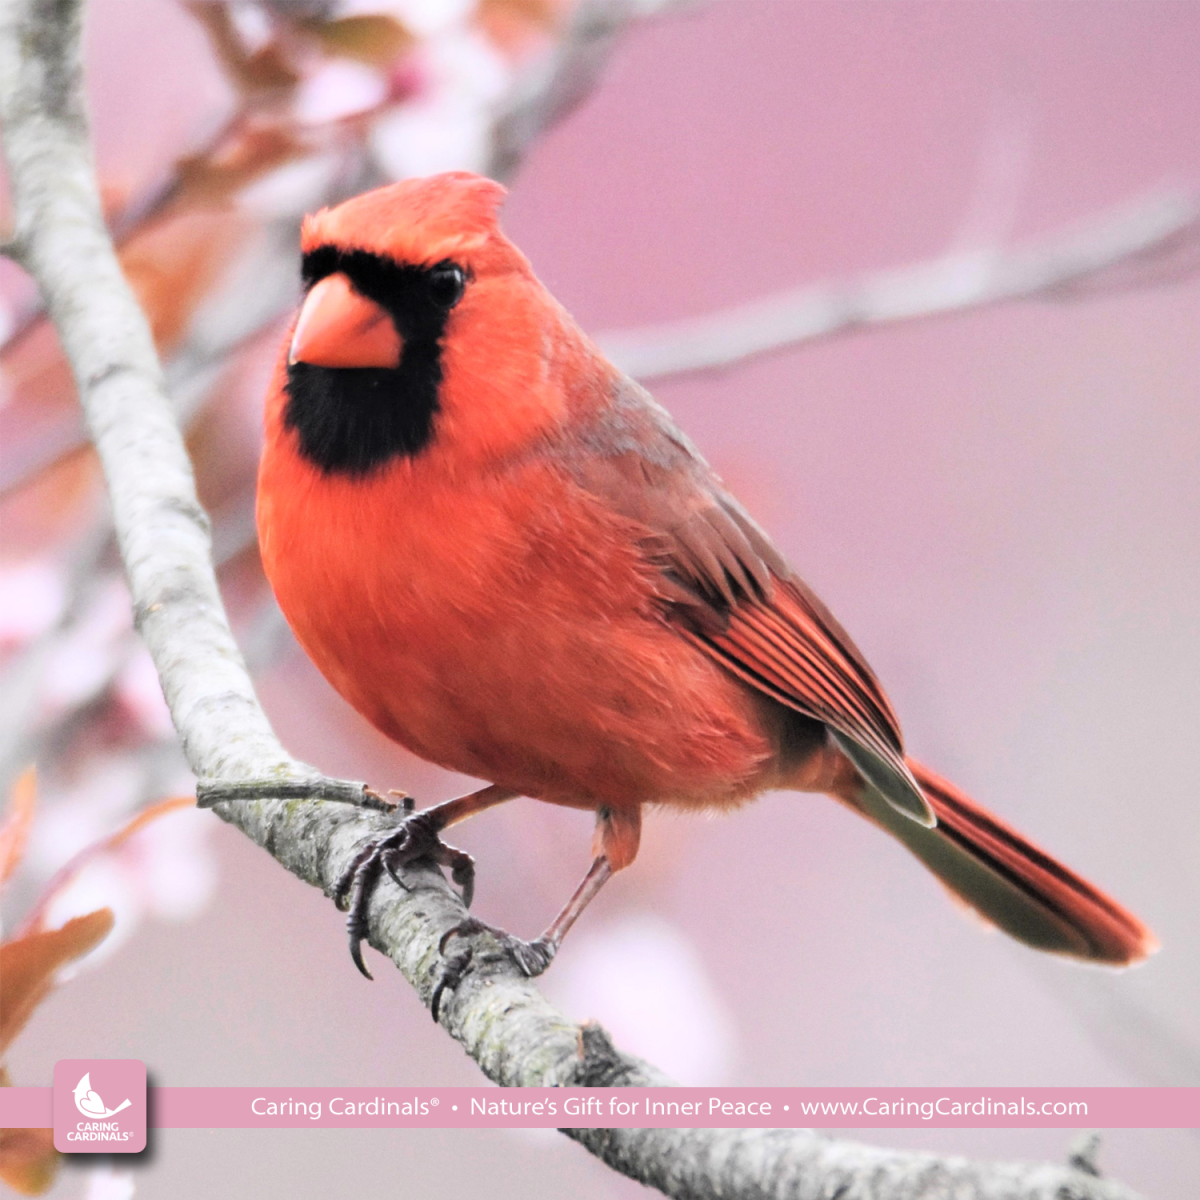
[439,918,557,978]
[430,946,474,1024]
[427,920,555,1023]
[333,808,476,980]
[451,857,475,910]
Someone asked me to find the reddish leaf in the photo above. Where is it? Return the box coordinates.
[118,206,258,355]
[301,15,414,66]
[102,795,195,852]
[0,1127,58,1196]
[171,126,305,212]
[185,2,300,94]
[0,769,37,888]
[478,0,562,29]
[15,796,195,938]
[0,910,114,1056]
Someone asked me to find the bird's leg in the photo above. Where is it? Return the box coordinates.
[334,783,518,979]
[440,854,614,978]
[431,806,640,1020]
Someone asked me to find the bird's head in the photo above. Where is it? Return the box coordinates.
[280,172,598,479]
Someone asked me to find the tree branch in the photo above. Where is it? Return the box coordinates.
[597,189,1200,380]
[0,3,1144,1198]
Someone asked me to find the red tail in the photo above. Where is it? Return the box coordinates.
[845,758,1157,965]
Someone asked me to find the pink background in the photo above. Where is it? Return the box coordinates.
[7,2,1199,1198]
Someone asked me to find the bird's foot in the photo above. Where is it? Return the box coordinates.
[429,920,556,1024]
[334,804,476,980]
[441,919,556,977]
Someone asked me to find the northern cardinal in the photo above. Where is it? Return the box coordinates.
[257,172,1155,995]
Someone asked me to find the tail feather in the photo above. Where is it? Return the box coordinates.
[842,757,1157,965]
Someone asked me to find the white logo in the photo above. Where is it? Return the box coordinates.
[73,1073,132,1120]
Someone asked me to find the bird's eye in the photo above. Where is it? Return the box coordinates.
[428,262,465,309]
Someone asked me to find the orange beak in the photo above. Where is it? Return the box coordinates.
[288,273,403,370]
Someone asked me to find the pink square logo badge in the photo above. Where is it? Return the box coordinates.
[53,1060,147,1153]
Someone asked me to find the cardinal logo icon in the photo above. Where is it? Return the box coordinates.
[73,1073,132,1120]
[54,1059,146,1152]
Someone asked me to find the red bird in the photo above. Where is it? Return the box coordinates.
[257,172,1155,995]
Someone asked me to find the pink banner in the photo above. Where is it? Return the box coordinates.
[4,1086,1198,1130]
[2,1089,52,1126]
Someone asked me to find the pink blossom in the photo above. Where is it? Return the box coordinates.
[0,560,66,649]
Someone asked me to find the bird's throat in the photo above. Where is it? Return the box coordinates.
[283,353,441,475]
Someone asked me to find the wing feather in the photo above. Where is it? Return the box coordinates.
[554,375,933,825]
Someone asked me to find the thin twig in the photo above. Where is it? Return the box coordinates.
[597,190,1200,380]
[0,4,1145,1198]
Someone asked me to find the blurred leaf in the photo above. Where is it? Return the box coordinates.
[185,1,299,93]
[240,45,302,93]
[16,797,195,938]
[0,1127,58,1196]
[0,769,37,888]
[98,181,133,227]
[118,206,256,354]
[478,0,562,31]
[172,126,304,211]
[103,796,194,852]
[0,910,114,1056]
[301,15,414,66]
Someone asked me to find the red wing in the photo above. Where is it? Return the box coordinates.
[667,517,931,825]
[688,582,904,774]
[554,376,932,824]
